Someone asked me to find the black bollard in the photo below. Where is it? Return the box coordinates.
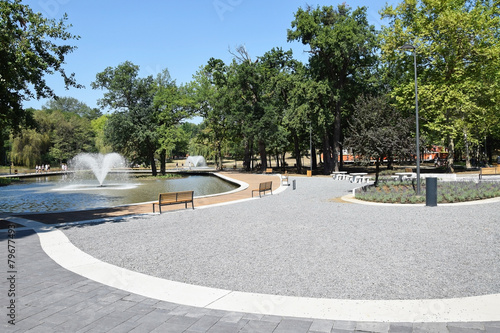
[293,179,296,190]
[426,177,437,207]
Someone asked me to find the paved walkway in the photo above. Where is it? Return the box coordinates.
[1,172,500,332]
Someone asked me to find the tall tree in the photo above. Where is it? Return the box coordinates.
[193,58,231,170]
[0,0,81,131]
[153,69,193,174]
[380,0,500,171]
[288,4,378,173]
[92,61,159,175]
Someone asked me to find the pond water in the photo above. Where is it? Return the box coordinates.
[0,173,238,213]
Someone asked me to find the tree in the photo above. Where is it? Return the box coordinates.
[0,0,82,131]
[192,58,231,170]
[92,61,159,175]
[43,97,102,120]
[288,4,378,173]
[153,69,193,174]
[380,0,500,171]
[345,94,415,184]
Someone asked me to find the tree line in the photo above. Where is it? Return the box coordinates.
[2,0,499,175]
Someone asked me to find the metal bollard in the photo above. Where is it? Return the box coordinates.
[293,179,296,190]
[426,177,437,207]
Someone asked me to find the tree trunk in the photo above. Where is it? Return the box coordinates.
[149,150,157,176]
[160,150,166,175]
[464,128,471,169]
[293,130,302,173]
[375,157,380,186]
[258,140,267,172]
[332,99,342,173]
[323,131,333,175]
[446,137,455,173]
[243,139,251,171]
[312,142,317,170]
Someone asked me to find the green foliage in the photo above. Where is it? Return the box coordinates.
[287,4,379,172]
[380,0,500,170]
[356,180,500,204]
[0,0,82,131]
[9,107,96,166]
[346,94,415,163]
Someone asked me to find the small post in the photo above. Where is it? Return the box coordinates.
[293,179,296,190]
[426,177,437,207]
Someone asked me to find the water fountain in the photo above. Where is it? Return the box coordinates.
[185,155,208,169]
[69,152,128,186]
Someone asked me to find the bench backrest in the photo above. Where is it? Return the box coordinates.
[259,181,272,191]
[159,191,193,203]
[480,167,498,175]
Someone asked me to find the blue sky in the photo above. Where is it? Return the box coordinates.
[22,0,397,111]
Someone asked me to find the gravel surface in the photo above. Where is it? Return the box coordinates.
[61,176,500,300]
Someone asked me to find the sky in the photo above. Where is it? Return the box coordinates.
[22,0,398,112]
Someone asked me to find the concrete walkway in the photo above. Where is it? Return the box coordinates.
[1,173,500,332]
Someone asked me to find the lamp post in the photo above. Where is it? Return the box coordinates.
[400,44,421,195]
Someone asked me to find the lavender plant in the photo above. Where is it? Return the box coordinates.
[355,180,500,204]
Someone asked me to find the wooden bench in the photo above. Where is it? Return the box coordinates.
[479,166,500,179]
[252,181,273,197]
[152,191,194,213]
[265,168,273,174]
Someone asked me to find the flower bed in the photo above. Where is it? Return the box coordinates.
[355,179,500,204]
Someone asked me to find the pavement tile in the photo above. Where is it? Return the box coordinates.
[485,327,500,333]
[106,320,142,333]
[333,321,358,330]
[187,315,222,332]
[389,323,414,333]
[273,318,313,333]
[309,318,335,332]
[412,322,449,333]
[219,311,245,323]
[241,319,280,332]
[356,321,391,333]
[128,321,165,333]
[135,308,173,324]
[205,319,249,333]
[448,322,485,331]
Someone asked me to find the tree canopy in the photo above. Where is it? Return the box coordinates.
[0,0,81,131]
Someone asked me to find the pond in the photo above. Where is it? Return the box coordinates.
[0,173,238,213]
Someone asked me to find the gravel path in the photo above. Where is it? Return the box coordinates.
[61,176,500,300]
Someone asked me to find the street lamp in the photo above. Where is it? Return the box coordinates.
[400,44,421,195]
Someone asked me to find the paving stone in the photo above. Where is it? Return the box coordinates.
[389,323,414,333]
[205,320,249,333]
[219,311,245,323]
[106,320,142,333]
[413,322,449,333]
[240,319,280,333]
[333,321,358,330]
[308,319,335,332]
[485,327,500,333]
[274,318,313,333]
[187,315,222,332]
[356,321,391,333]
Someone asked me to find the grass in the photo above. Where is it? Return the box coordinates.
[355,179,500,204]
